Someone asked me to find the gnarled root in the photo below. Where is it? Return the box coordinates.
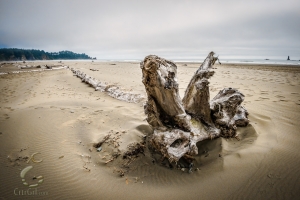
[210,88,249,137]
[141,55,191,132]
[140,52,249,163]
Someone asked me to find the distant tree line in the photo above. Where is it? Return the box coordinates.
[0,48,94,61]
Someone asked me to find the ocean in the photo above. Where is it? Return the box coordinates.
[2,58,300,66]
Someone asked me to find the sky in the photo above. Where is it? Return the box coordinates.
[0,0,299,60]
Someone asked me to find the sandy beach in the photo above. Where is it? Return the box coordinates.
[0,60,299,200]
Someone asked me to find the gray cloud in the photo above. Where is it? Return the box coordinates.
[0,0,299,59]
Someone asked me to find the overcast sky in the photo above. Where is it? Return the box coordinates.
[0,0,299,60]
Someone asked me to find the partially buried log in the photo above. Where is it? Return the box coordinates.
[69,67,144,103]
[140,52,249,163]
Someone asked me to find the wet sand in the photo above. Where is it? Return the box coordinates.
[0,61,299,200]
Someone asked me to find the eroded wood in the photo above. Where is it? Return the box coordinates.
[141,52,249,162]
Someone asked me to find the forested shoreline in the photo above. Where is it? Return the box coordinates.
[0,48,94,61]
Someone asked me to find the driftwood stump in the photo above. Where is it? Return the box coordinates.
[140,52,249,163]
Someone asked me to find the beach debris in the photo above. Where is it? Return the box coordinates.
[93,134,111,148]
[92,132,129,167]
[123,142,145,159]
[59,155,64,159]
[105,159,114,164]
[7,154,29,166]
[81,155,92,171]
[113,167,125,177]
[83,163,91,172]
[45,65,52,69]
[96,147,102,152]
[0,65,66,76]
[20,147,28,152]
[69,67,145,103]
[20,65,40,69]
[235,136,241,141]
[140,52,249,163]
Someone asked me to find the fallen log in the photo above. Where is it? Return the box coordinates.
[141,52,249,163]
[20,65,41,69]
[69,68,145,103]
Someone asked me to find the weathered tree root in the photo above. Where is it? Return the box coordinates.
[141,55,191,132]
[210,88,249,137]
[141,52,249,163]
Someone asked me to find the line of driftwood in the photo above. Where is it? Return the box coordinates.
[0,66,67,75]
[69,68,144,103]
[140,52,249,163]
[18,64,65,69]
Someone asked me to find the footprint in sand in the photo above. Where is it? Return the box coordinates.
[260,90,268,95]
[275,95,285,98]
[279,99,289,102]
[259,97,269,100]
[34,107,43,109]
[4,107,14,111]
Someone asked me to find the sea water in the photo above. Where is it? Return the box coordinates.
[171,58,300,65]
[3,58,300,66]
[218,59,300,65]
